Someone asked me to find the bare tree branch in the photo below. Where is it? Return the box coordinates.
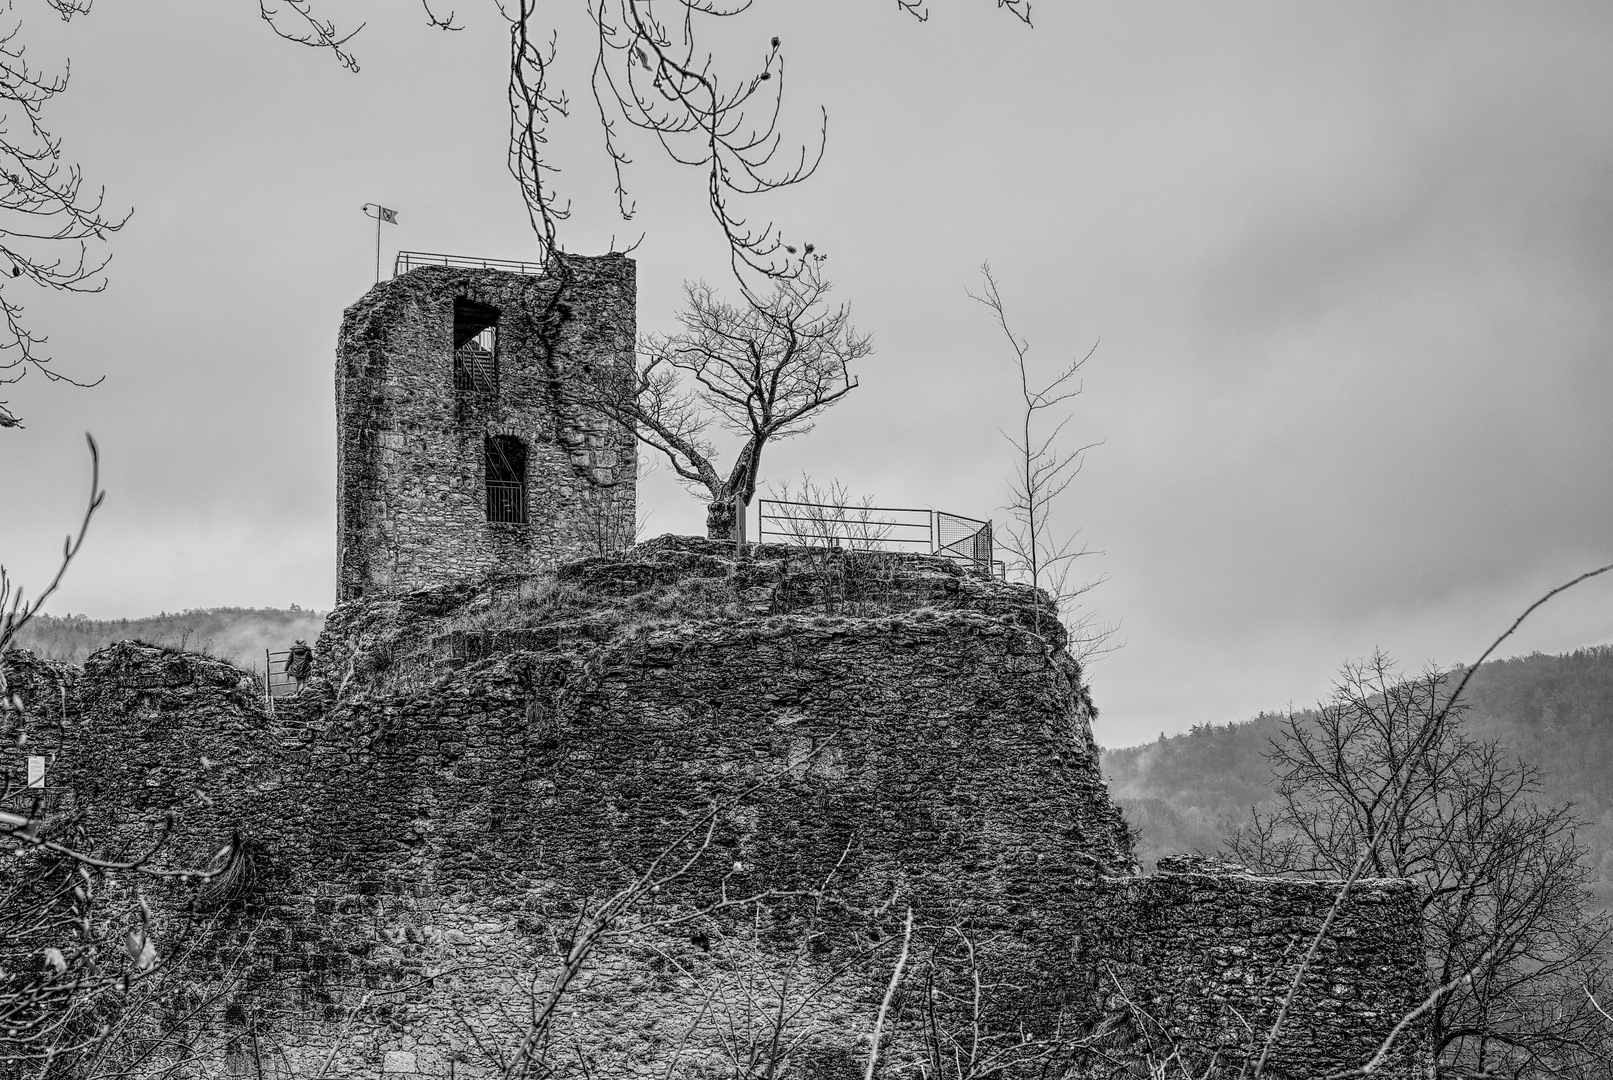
[0,433,103,654]
[1233,562,1613,1079]
[582,256,872,540]
[968,262,1115,662]
[863,906,913,1080]
[256,2,1031,288]
[0,1,130,429]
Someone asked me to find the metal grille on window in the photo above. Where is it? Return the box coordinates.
[485,435,527,524]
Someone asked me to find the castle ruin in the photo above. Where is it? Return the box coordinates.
[0,255,1436,1078]
[336,255,638,600]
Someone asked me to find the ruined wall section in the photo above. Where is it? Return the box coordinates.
[0,543,1432,1079]
[1076,856,1432,1079]
[0,645,287,1077]
[336,256,637,600]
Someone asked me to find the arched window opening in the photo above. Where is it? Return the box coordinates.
[485,435,527,524]
[453,298,500,394]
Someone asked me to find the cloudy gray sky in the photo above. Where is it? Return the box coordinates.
[2,1,1610,748]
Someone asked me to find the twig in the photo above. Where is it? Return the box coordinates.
[864,906,914,1080]
[0,432,104,654]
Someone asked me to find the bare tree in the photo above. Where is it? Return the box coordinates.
[268,1,1033,283]
[968,262,1113,661]
[2,432,102,666]
[1228,652,1613,1079]
[583,258,872,541]
[0,5,129,429]
[0,2,1030,427]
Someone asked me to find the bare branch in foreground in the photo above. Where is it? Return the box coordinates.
[1245,567,1613,1080]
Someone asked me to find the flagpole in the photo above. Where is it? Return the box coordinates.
[363,203,397,285]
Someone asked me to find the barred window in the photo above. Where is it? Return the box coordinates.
[485,435,527,524]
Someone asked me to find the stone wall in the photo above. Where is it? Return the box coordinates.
[0,540,1432,1078]
[336,255,638,600]
[1078,855,1432,1078]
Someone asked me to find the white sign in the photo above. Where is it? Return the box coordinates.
[26,755,45,789]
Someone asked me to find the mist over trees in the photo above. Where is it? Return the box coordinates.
[9,607,327,671]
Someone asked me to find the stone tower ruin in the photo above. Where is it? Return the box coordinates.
[335,254,637,600]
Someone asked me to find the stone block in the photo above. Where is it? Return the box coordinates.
[381,1050,417,1074]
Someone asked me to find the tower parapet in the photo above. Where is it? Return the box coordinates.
[335,254,637,600]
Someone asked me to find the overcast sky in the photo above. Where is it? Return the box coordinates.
[2,1,1611,748]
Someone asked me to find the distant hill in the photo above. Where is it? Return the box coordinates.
[1101,646,1613,911]
[9,607,328,673]
[1102,711,1289,871]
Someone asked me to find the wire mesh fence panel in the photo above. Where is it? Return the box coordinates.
[757,499,933,553]
[935,513,995,570]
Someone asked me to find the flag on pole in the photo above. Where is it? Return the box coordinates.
[362,203,400,283]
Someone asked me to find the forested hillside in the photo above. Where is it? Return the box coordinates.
[11,607,328,673]
[1102,646,1613,910]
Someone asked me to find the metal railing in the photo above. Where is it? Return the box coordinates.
[756,499,1003,576]
[486,480,527,524]
[758,499,932,553]
[263,650,297,712]
[395,250,546,276]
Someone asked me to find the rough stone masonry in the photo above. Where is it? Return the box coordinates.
[336,256,638,601]
[0,256,1432,1077]
[3,539,1432,1078]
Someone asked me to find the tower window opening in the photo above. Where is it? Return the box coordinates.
[453,299,500,394]
[485,435,528,524]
